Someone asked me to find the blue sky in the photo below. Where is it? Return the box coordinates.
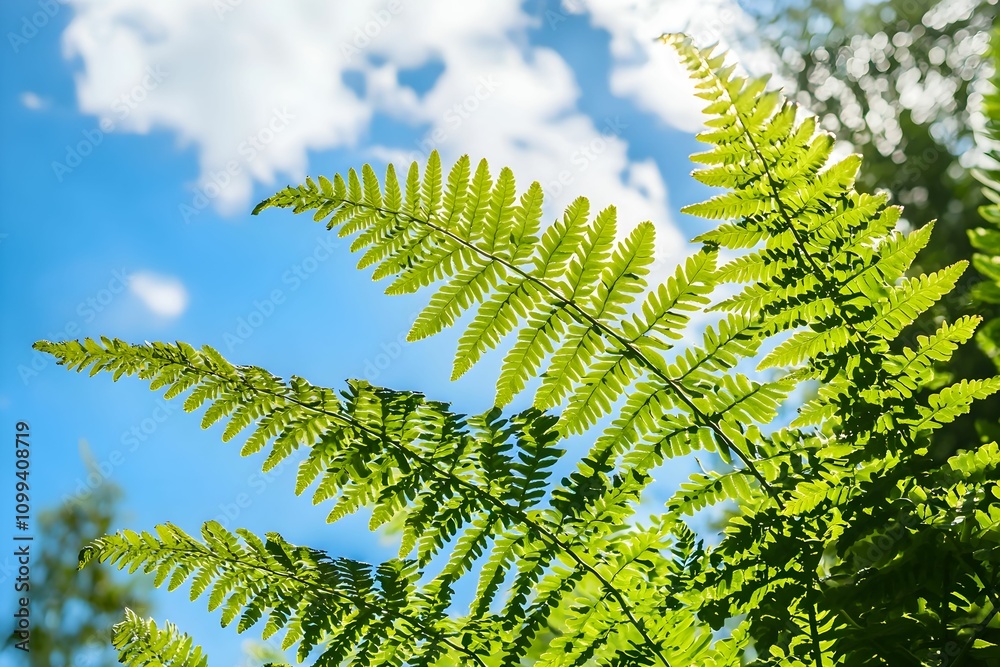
[0,1,759,664]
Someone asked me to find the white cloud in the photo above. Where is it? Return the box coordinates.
[60,0,685,260]
[364,14,684,253]
[62,1,372,215]
[129,271,188,318]
[572,0,764,133]
[20,91,46,110]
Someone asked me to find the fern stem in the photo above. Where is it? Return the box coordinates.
[944,540,1000,666]
[806,589,824,667]
[156,348,673,667]
[685,48,830,288]
[687,42,885,369]
[149,542,488,667]
[281,385,674,666]
[684,45,864,665]
[334,197,779,502]
[945,603,998,667]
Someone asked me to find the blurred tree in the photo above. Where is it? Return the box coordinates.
[747,0,1000,455]
[3,442,151,667]
[971,29,1000,448]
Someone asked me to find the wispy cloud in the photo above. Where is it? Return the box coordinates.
[129,271,188,318]
[19,91,47,110]
[575,0,757,133]
[57,0,739,261]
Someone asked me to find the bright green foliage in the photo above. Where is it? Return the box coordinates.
[112,609,207,667]
[754,0,1000,460]
[36,34,1000,666]
[85,522,478,666]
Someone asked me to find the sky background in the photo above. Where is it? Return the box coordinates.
[0,1,771,664]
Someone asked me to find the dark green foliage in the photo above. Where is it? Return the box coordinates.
[974,29,1000,385]
[34,34,1000,666]
[751,0,1000,457]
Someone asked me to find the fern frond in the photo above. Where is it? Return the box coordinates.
[36,28,1000,667]
[38,337,699,666]
[85,521,480,666]
[254,148,780,487]
[112,609,208,667]
[661,31,1000,662]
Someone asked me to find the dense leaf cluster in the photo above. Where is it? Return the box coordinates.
[37,35,1000,666]
[753,0,1000,456]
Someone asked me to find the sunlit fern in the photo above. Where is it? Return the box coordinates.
[37,34,1000,666]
